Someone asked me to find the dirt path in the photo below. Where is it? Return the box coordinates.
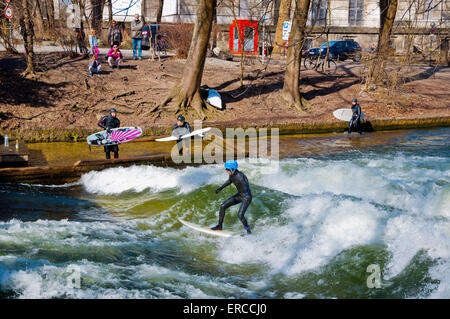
[0,52,449,138]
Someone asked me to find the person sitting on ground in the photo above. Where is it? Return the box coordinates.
[89,55,101,77]
[107,45,123,69]
[171,115,191,155]
[348,98,362,134]
[97,108,121,159]
[108,20,123,47]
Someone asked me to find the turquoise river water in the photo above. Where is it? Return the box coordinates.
[0,128,449,298]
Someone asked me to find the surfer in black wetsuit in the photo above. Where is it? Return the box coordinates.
[98,108,121,159]
[172,115,191,155]
[348,98,362,135]
[211,160,253,235]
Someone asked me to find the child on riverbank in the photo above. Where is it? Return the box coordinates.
[89,55,101,76]
[88,29,99,58]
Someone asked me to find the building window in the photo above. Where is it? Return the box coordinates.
[311,0,328,26]
[349,0,364,26]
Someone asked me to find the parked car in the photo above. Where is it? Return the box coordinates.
[304,40,362,62]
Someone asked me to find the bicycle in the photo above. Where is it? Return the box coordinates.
[156,34,167,56]
[303,54,337,75]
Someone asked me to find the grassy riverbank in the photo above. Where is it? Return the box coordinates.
[1,52,449,143]
[1,116,449,143]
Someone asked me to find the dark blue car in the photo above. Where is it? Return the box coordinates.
[304,40,362,62]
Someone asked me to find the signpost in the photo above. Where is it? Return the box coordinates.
[282,21,292,41]
[282,21,292,57]
[4,4,14,49]
[4,6,13,19]
[261,16,268,64]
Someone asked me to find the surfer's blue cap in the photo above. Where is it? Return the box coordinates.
[224,160,238,171]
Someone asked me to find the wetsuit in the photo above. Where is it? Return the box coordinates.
[215,169,252,230]
[98,115,120,159]
[348,103,362,134]
[172,122,191,155]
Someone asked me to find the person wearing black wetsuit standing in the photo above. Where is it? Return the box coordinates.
[98,108,121,159]
[211,160,253,235]
[348,98,362,134]
[172,115,191,155]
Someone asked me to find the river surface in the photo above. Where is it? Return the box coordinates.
[0,128,449,298]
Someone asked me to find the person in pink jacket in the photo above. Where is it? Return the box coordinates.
[107,45,123,69]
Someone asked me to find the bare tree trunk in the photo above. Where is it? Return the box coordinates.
[156,0,164,24]
[90,0,105,38]
[0,19,17,53]
[211,4,217,49]
[366,0,398,87]
[79,0,90,29]
[22,0,35,76]
[273,0,292,54]
[440,37,449,66]
[281,0,311,111]
[46,0,55,31]
[106,0,113,24]
[273,0,281,30]
[157,0,217,119]
[141,1,146,25]
[33,0,46,32]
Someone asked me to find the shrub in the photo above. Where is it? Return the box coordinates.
[161,23,194,59]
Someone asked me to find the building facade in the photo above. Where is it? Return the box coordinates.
[139,0,448,53]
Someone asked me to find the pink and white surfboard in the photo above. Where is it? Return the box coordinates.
[87,127,143,146]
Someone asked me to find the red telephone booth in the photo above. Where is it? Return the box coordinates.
[229,20,259,55]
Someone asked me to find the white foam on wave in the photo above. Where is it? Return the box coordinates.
[248,155,449,214]
[383,213,450,298]
[218,196,385,275]
[0,218,141,246]
[0,256,251,298]
[80,165,224,195]
[217,155,449,297]
[0,218,255,298]
[133,264,253,298]
[1,261,147,299]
